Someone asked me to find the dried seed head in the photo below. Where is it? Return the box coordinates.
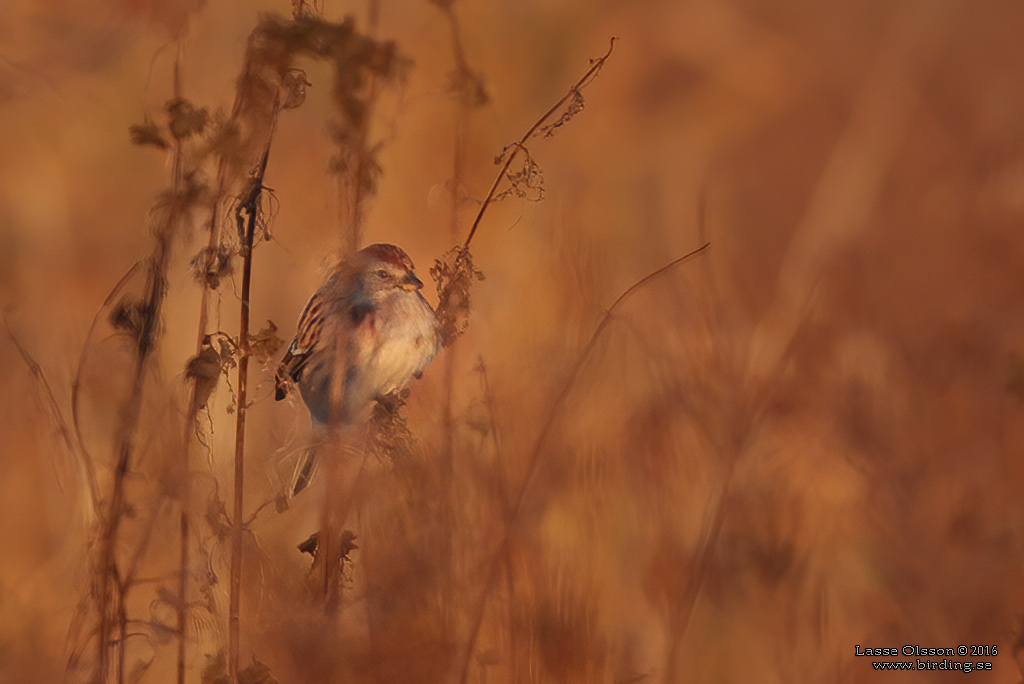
[248,320,284,364]
[186,337,224,411]
[166,97,209,140]
[129,120,169,149]
[280,68,313,110]
[190,244,234,291]
[431,247,484,347]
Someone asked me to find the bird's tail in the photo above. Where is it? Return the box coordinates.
[289,445,319,498]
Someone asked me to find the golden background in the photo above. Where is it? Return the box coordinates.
[2,0,1023,681]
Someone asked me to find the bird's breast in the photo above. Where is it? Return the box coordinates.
[367,291,441,396]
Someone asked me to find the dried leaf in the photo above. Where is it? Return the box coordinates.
[297,531,319,556]
[239,657,278,684]
[537,88,585,138]
[430,247,485,346]
[217,336,239,371]
[110,297,151,343]
[201,651,228,684]
[494,144,544,202]
[281,68,313,110]
[189,244,235,290]
[154,585,180,610]
[186,338,223,410]
[368,389,418,464]
[129,120,169,149]
[447,67,489,108]
[205,494,231,541]
[147,618,177,645]
[128,657,154,684]
[205,116,245,169]
[248,320,283,363]
[166,97,209,140]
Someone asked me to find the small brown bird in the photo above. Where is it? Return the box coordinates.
[275,244,440,494]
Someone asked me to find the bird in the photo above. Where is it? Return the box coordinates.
[275,243,441,495]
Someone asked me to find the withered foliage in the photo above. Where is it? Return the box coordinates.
[537,89,584,139]
[200,652,279,684]
[492,143,545,202]
[431,246,485,347]
[247,320,284,365]
[167,98,210,141]
[10,1,1024,683]
[447,66,490,109]
[235,12,408,198]
[129,119,169,149]
[48,7,411,684]
[297,529,358,588]
[186,337,224,412]
[367,390,418,466]
[109,296,154,344]
[189,244,234,290]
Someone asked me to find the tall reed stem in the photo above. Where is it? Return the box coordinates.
[228,142,272,684]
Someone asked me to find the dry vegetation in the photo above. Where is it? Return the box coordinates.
[3,0,1024,683]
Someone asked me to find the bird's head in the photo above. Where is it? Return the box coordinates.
[354,243,424,298]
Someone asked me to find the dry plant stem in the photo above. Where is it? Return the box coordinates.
[438,0,474,634]
[456,242,711,683]
[228,139,274,684]
[168,38,192,684]
[319,443,370,613]
[461,37,615,251]
[477,360,517,680]
[115,498,171,682]
[662,453,739,684]
[320,0,382,616]
[96,233,173,684]
[72,263,144,519]
[176,443,190,684]
[340,0,382,253]
[95,71,193,673]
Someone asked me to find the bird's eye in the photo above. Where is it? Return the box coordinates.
[377,269,390,280]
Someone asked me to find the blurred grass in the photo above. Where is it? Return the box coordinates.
[3,0,1024,682]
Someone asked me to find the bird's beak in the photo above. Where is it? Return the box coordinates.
[400,272,423,291]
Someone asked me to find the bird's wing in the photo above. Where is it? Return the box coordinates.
[275,284,375,401]
[275,288,331,400]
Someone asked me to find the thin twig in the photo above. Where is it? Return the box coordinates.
[166,36,193,684]
[71,261,143,512]
[242,497,277,528]
[434,0,484,637]
[96,208,180,683]
[228,135,275,684]
[461,37,615,251]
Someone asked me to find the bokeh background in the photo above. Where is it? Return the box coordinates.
[3,0,1024,682]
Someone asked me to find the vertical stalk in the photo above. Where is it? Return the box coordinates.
[438,0,472,637]
[339,0,381,253]
[227,206,252,684]
[171,38,191,684]
[228,143,271,684]
[96,234,172,683]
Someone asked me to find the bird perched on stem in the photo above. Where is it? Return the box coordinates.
[275,243,440,495]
